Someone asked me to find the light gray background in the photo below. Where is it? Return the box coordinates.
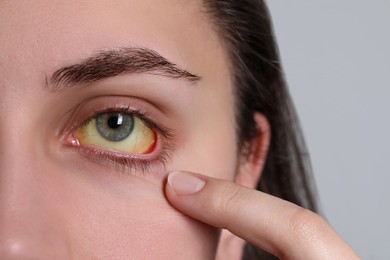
[266,1,389,259]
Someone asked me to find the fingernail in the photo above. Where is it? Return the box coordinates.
[168,171,206,195]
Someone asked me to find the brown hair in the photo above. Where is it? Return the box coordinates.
[204,1,319,258]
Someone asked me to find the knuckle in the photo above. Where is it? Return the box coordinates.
[215,184,243,218]
[288,208,330,248]
[220,185,242,213]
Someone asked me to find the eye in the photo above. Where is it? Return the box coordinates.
[61,96,174,173]
[75,112,156,154]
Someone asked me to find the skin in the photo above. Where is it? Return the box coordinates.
[0,0,359,259]
[0,0,235,259]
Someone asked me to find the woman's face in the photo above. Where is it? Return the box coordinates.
[0,0,239,258]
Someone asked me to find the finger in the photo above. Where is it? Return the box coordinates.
[165,171,359,260]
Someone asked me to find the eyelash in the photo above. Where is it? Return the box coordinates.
[64,104,174,174]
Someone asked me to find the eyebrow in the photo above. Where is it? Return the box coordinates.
[48,47,201,91]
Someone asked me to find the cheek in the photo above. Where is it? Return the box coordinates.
[170,108,238,181]
[72,204,219,259]
[42,165,219,259]
[172,137,237,181]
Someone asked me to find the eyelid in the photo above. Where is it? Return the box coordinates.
[61,96,166,133]
[60,95,175,173]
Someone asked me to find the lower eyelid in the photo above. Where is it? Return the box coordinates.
[64,122,172,174]
[66,135,171,175]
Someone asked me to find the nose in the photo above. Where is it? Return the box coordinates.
[0,131,70,259]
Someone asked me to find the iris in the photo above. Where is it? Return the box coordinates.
[96,113,134,142]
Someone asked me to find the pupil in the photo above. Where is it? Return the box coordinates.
[107,115,121,129]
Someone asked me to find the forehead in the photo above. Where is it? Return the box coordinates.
[0,0,231,92]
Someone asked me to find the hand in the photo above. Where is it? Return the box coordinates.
[165,171,360,259]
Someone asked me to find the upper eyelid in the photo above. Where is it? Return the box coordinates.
[59,96,169,136]
[79,106,145,128]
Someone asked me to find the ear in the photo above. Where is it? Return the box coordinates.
[234,112,270,189]
[215,113,270,260]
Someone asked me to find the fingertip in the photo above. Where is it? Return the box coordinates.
[166,171,177,190]
[167,171,206,195]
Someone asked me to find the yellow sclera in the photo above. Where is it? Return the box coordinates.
[76,115,155,154]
